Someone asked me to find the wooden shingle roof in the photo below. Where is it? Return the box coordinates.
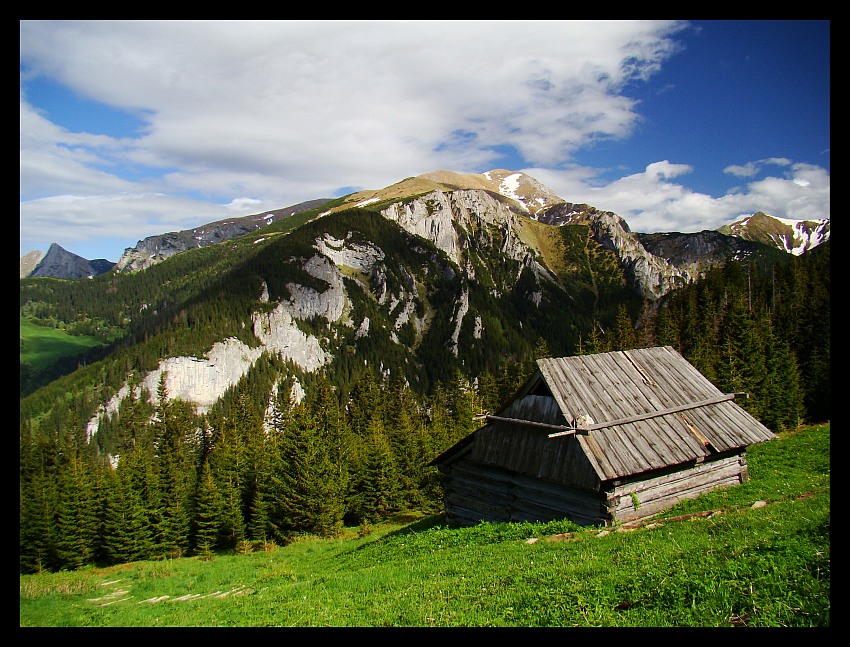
[520,346,776,481]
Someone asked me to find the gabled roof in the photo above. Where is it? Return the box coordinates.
[433,346,776,483]
[520,346,776,481]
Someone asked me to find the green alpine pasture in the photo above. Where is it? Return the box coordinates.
[20,423,829,628]
[20,317,103,369]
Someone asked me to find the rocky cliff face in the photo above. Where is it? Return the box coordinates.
[20,250,45,278]
[637,230,767,278]
[583,211,691,299]
[525,199,691,300]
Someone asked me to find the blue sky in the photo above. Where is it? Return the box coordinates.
[20,20,830,262]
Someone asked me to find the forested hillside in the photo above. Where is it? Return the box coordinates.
[19,198,829,574]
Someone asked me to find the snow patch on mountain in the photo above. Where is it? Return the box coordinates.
[781,219,830,255]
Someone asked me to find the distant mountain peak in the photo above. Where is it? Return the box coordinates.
[327,169,566,219]
[718,212,830,256]
[24,243,115,280]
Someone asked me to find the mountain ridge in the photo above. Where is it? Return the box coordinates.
[20,170,828,280]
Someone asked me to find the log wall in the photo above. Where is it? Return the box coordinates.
[440,460,609,527]
[439,451,748,528]
[607,452,748,523]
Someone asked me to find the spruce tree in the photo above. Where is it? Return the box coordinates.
[611,304,637,351]
[150,375,192,559]
[19,465,57,573]
[53,455,98,570]
[716,292,766,419]
[102,450,156,564]
[191,460,224,553]
[475,369,501,414]
[384,376,428,507]
[653,304,680,348]
[759,315,804,431]
[357,417,403,523]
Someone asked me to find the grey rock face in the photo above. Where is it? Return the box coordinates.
[116,199,331,272]
[29,243,115,279]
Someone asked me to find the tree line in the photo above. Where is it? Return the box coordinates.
[19,363,492,573]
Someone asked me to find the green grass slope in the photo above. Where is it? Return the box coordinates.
[20,318,103,368]
[20,423,829,628]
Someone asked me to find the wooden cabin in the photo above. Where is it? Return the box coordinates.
[430,346,777,527]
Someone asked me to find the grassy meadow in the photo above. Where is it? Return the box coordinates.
[20,317,103,371]
[20,423,830,628]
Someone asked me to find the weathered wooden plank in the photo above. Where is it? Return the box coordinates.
[509,500,605,527]
[577,433,618,484]
[445,481,512,507]
[510,482,606,519]
[543,358,612,426]
[535,435,600,489]
[587,352,636,418]
[445,492,510,518]
[549,392,743,437]
[608,462,744,513]
[608,454,744,498]
[612,476,743,523]
[486,414,575,433]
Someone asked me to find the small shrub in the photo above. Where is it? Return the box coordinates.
[236,540,255,555]
[196,543,216,562]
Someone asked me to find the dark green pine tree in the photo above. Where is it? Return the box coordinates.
[357,417,404,523]
[115,372,149,456]
[383,376,429,508]
[150,374,191,559]
[610,304,637,351]
[275,402,319,537]
[216,473,247,550]
[102,449,157,564]
[424,381,452,459]
[191,460,224,554]
[261,376,297,543]
[475,369,502,414]
[716,292,766,420]
[274,382,348,539]
[20,417,60,573]
[447,369,479,445]
[635,300,657,349]
[207,399,249,548]
[53,455,99,570]
[653,303,680,349]
[304,377,349,537]
[248,412,278,545]
[581,320,608,355]
[248,486,272,544]
[19,464,57,573]
[215,384,265,538]
[685,294,722,385]
[759,314,805,432]
[346,369,382,439]
[794,249,830,423]
[52,405,104,570]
